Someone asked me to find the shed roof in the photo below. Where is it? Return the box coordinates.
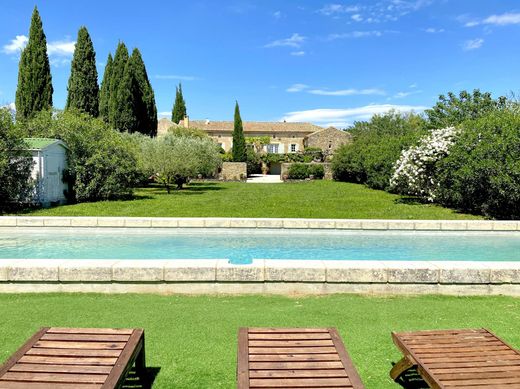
[24,138,67,150]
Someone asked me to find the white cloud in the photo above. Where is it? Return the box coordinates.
[393,90,422,98]
[47,40,75,56]
[409,83,418,88]
[290,51,305,56]
[319,4,360,16]
[155,74,200,81]
[282,104,427,125]
[351,14,363,22]
[309,88,386,96]
[1,102,16,112]
[158,111,171,117]
[463,38,484,51]
[265,33,306,48]
[2,35,28,54]
[328,30,385,40]
[466,12,520,27]
[273,11,282,19]
[424,27,445,33]
[286,83,309,92]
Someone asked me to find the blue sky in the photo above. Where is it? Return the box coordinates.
[1,0,520,128]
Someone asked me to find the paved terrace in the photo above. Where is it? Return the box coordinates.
[1,217,519,296]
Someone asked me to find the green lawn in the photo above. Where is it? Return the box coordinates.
[23,181,481,219]
[1,293,518,388]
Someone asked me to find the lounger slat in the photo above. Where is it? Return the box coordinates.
[249,333,333,340]
[249,377,352,387]
[9,363,113,374]
[0,371,108,384]
[238,328,365,389]
[249,340,335,347]
[0,328,145,389]
[47,328,134,335]
[26,348,122,357]
[249,354,341,362]
[391,328,520,388]
[249,361,345,370]
[41,334,131,342]
[33,341,126,350]
[0,382,102,389]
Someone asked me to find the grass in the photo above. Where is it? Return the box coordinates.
[0,293,518,388]
[22,181,481,219]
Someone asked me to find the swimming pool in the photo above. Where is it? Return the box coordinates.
[2,228,519,264]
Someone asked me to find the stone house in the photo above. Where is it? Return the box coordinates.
[157,117,351,154]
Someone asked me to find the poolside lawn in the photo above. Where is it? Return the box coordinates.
[21,181,481,219]
[0,293,518,388]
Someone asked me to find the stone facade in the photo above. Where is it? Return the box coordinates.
[281,163,333,180]
[219,162,247,181]
[304,127,352,155]
[156,117,349,155]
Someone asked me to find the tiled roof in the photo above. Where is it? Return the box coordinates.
[188,120,323,134]
[23,138,64,150]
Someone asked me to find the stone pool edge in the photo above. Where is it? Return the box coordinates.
[0,259,519,296]
[0,216,519,231]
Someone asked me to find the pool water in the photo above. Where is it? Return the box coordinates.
[1,228,519,264]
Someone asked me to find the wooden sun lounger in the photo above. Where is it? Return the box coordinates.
[237,327,365,388]
[390,328,520,388]
[0,327,146,389]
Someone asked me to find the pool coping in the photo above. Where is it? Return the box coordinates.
[1,217,519,296]
[0,259,519,296]
[0,216,519,231]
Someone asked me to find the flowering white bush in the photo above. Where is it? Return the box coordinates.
[390,127,459,201]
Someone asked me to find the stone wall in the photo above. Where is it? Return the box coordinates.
[281,163,333,180]
[220,162,247,181]
[305,127,352,155]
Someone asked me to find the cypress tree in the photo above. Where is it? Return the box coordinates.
[109,42,129,127]
[15,6,53,121]
[130,48,157,136]
[171,83,187,124]
[98,53,113,122]
[114,55,139,132]
[232,101,247,162]
[66,26,99,117]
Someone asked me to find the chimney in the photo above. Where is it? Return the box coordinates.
[183,115,189,128]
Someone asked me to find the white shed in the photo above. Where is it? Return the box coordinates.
[25,138,69,206]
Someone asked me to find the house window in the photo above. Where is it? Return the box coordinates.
[290,144,297,153]
[267,144,279,154]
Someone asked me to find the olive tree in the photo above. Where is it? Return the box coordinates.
[143,134,221,192]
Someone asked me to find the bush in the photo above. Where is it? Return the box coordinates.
[287,163,324,180]
[246,148,262,175]
[332,111,426,190]
[435,108,520,219]
[390,127,459,201]
[0,108,34,210]
[142,133,221,192]
[21,110,140,202]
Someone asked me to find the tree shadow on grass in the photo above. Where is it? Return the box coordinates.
[144,182,228,196]
[121,366,160,389]
[394,196,431,206]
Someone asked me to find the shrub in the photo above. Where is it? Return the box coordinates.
[0,108,34,210]
[288,163,309,179]
[142,134,221,192]
[332,111,426,190]
[21,110,140,202]
[435,108,520,219]
[287,163,324,180]
[390,127,459,201]
[246,148,262,175]
[308,164,325,179]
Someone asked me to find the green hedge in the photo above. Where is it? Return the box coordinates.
[287,163,324,180]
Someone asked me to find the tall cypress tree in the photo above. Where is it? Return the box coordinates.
[114,55,139,132]
[66,26,99,117]
[98,53,113,122]
[232,101,247,162]
[130,48,157,136]
[109,42,129,127]
[171,83,187,124]
[15,6,53,121]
